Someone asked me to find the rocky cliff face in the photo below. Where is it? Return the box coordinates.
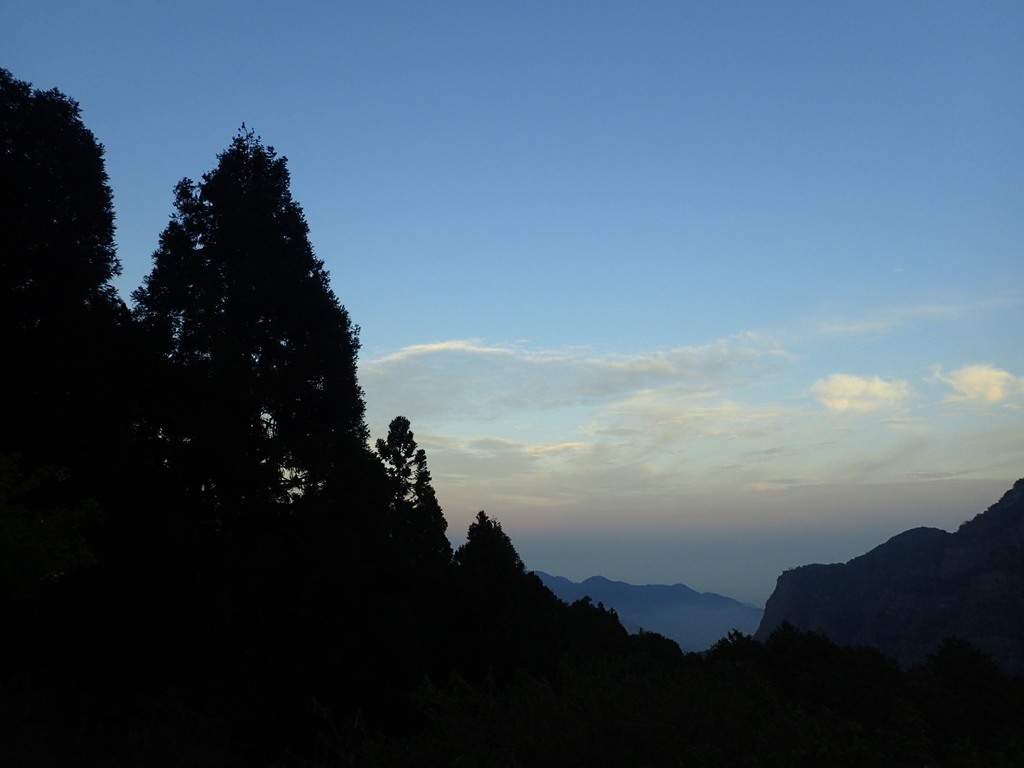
[756,479,1024,675]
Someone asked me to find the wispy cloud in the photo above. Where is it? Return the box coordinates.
[905,469,977,481]
[358,324,1024,546]
[934,364,1021,405]
[361,334,791,426]
[360,336,812,515]
[585,391,790,456]
[813,301,997,337]
[811,374,914,414]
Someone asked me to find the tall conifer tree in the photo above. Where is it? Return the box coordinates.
[376,416,452,569]
[1,70,126,590]
[0,68,124,468]
[133,130,369,527]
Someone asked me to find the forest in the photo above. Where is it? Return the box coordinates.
[2,68,1023,767]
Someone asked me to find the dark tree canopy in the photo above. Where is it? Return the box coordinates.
[0,69,121,331]
[455,510,525,577]
[0,69,125,468]
[376,416,451,568]
[132,129,369,524]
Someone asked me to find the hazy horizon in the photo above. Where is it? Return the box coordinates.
[455,477,1013,606]
[6,1,1021,607]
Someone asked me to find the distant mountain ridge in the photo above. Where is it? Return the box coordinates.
[535,572,763,652]
[756,478,1024,675]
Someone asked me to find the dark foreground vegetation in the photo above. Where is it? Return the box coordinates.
[3,68,1023,766]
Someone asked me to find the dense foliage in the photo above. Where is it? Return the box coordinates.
[3,69,1022,767]
[132,129,371,520]
[1,68,128,601]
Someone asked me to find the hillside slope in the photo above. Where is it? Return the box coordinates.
[756,479,1024,674]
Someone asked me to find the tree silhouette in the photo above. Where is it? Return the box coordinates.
[132,129,370,529]
[451,512,566,683]
[0,68,126,471]
[0,69,127,601]
[455,510,525,577]
[376,416,451,570]
[0,69,121,331]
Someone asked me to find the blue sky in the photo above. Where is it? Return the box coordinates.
[6,1,1022,604]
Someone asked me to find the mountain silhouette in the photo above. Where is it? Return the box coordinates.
[756,478,1024,674]
[536,572,763,652]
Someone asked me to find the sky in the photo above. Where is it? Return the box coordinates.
[5,1,1022,605]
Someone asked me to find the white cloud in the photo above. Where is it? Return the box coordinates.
[360,335,790,427]
[811,374,914,413]
[935,364,1019,404]
[356,331,1022,546]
